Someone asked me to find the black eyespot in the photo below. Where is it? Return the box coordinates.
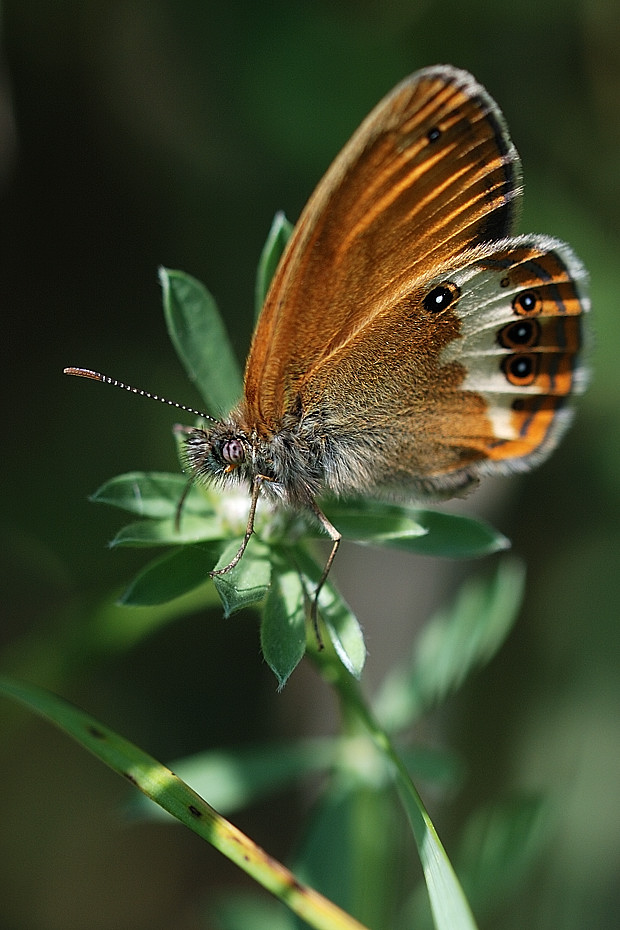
[423,282,460,313]
[500,276,510,288]
[427,126,441,143]
[497,319,540,349]
[502,353,538,386]
[221,438,245,465]
[513,289,542,316]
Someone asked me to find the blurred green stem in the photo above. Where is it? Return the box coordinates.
[310,630,478,930]
[311,634,427,839]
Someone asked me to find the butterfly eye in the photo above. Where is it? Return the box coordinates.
[502,353,538,386]
[498,319,540,349]
[221,438,245,465]
[423,282,461,313]
[512,289,542,316]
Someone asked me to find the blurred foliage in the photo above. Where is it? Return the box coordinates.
[1,1,619,928]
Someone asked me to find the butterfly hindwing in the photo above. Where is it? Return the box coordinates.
[436,235,589,473]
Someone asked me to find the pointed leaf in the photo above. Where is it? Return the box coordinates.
[160,266,242,416]
[261,565,306,688]
[324,500,508,559]
[407,510,510,558]
[91,471,210,519]
[255,211,293,320]
[119,544,222,606]
[402,792,479,930]
[375,558,526,729]
[322,499,427,543]
[322,592,366,681]
[110,514,226,547]
[212,539,271,616]
[296,548,366,678]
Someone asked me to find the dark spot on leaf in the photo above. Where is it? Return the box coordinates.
[88,726,106,740]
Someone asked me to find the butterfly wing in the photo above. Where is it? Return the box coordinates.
[295,235,589,499]
[244,65,522,427]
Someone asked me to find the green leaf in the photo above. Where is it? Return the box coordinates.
[401,795,550,929]
[110,514,226,547]
[255,211,293,320]
[322,498,427,543]
[296,548,366,679]
[91,471,210,519]
[321,591,366,681]
[324,500,508,559]
[456,796,549,918]
[375,558,526,729]
[396,780,479,930]
[261,565,306,688]
[407,510,510,558]
[160,266,242,416]
[212,539,272,616]
[133,738,338,818]
[0,677,372,930]
[119,544,222,606]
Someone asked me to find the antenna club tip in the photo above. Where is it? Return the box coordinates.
[64,367,102,381]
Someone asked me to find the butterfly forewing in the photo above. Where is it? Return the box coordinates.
[244,65,522,426]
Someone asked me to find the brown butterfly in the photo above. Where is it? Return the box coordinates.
[66,65,589,621]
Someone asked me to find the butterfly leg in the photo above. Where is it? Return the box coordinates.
[309,503,342,648]
[174,475,197,532]
[209,474,267,576]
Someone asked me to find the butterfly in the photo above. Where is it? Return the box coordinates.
[67,65,589,624]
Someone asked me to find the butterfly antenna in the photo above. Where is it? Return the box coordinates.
[63,368,217,423]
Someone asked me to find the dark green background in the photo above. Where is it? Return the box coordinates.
[1,2,619,928]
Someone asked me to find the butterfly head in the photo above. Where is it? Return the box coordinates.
[176,420,255,488]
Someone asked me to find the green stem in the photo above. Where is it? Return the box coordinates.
[310,637,478,930]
